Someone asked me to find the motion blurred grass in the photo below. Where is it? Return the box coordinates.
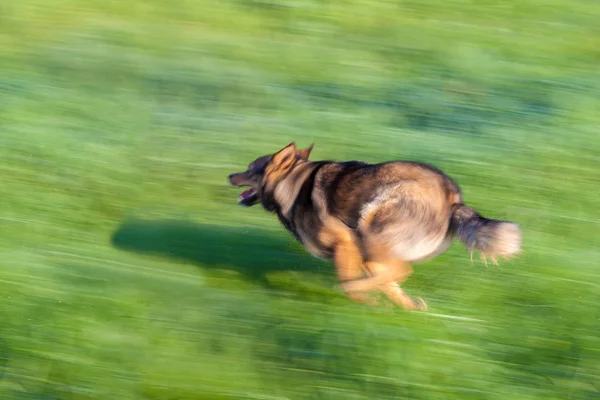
[1,0,600,399]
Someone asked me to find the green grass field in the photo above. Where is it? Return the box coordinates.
[1,1,600,399]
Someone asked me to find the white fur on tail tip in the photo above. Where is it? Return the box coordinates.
[477,222,522,265]
[497,222,522,255]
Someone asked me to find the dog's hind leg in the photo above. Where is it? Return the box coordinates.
[366,261,426,311]
[338,260,412,292]
[339,260,426,311]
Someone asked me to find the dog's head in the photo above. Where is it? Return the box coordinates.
[228,142,314,207]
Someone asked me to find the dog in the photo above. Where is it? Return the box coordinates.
[228,142,522,311]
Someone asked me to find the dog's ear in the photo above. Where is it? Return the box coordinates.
[296,143,314,159]
[272,142,297,169]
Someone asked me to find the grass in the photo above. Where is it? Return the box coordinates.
[1,0,600,398]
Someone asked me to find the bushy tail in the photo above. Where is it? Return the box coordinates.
[450,204,522,264]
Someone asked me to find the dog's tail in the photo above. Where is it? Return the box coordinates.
[450,203,522,264]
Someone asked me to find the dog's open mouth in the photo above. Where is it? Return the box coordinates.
[238,188,259,206]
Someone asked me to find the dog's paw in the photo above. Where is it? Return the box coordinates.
[412,297,428,311]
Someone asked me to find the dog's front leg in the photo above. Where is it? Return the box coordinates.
[332,236,379,306]
[318,219,377,305]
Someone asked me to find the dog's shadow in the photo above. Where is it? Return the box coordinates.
[110,218,331,286]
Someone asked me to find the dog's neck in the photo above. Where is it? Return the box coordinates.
[273,161,316,219]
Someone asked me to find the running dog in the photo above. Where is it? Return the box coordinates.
[228,142,522,310]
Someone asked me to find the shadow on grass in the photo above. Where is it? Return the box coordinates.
[110,218,331,285]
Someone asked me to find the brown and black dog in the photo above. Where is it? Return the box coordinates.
[228,142,522,311]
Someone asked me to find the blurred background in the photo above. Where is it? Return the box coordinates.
[1,0,599,399]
